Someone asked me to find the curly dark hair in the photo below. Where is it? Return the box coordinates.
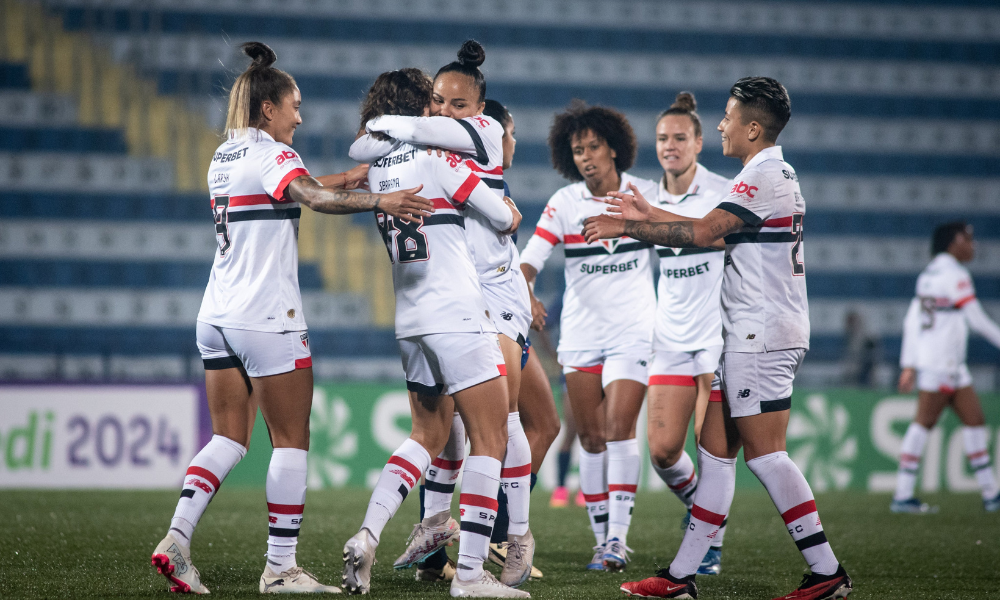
[548,100,637,181]
[359,68,433,141]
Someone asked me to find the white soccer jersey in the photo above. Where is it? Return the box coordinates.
[198,128,310,333]
[715,146,809,353]
[652,164,730,352]
[367,143,513,339]
[365,114,521,284]
[900,252,1000,372]
[520,173,658,352]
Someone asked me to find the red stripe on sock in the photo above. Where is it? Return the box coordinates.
[460,493,499,511]
[691,504,726,526]
[968,450,989,461]
[186,466,221,491]
[667,471,697,491]
[709,390,723,402]
[648,375,696,387]
[497,363,508,376]
[432,457,464,470]
[900,453,921,463]
[267,503,305,515]
[295,357,312,369]
[501,464,532,478]
[582,492,609,503]
[609,484,638,493]
[781,500,817,524]
[387,455,422,482]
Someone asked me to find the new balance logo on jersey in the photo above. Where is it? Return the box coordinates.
[500,311,513,321]
[737,389,751,398]
[746,334,756,339]
[637,359,647,367]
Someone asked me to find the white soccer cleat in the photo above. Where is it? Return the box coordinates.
[342,529,377,594]
[499,530,535,588]
[151,533,210,594]
[393,512,459,569]
[488,542,543,580]
[450,569,531,598]
[259,565,341,594]
[603,537,632,572]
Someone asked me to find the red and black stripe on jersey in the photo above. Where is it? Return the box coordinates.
[718,202,800,244]
[533,228,652,257]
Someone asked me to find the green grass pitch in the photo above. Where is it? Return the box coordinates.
[2,489,997,598]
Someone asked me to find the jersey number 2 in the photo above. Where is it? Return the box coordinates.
[791,213,804,276]
[375,210,429,263]
[213,195,231,256]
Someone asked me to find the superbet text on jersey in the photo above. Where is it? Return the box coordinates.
[368,144,510,339]
[198,128,309,333]
[715,146,809,353]
[519,172,658,352]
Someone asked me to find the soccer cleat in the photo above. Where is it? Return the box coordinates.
[549,486,569,508]
[450,569,530,598]
[586,544,607,571]
[489,542,543,580]
[151,533,210,594]
[260,565,341,594]
[772,564,852,600]
[620,568,697,599]
[574,490,587,507]
[342,529,377,594]
[890,497,938,514]
[696,547,721,576]
[394,512,460,569]
[984,492,1000,512]
[680,509,691,530]
[499,530,535,588]
[602,537,631,572]
[416,558,457,582]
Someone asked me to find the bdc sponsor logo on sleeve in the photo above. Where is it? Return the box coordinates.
[730,181,758,199]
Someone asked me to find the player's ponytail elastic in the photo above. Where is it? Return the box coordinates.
[224,42,298,138]
[657,91,702,138]
[434,40,487,103]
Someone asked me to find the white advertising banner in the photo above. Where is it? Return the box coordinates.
[0,385,199,488]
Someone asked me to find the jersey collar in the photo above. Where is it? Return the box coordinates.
[229,127,275,143]
[745,145,783,170]
[658,163,707,205]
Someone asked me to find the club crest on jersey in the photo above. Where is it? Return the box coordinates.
[300,333,309,348]
[599,238,621,254]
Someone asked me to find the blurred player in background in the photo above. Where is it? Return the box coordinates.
[894,222,1000,514]
[151,42,430,596]
[645,92,732,576]
[520,101,657,572]
[588,77,852,599]
[352,41,539,587]
[339,67,530,598]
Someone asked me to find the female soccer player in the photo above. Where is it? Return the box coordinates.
[645,92,732,575]
[587,77,852,600]
[519,101,657,572]
[150,42,432,595]
[339,67,529,598]
[894,222,1000,513]
[351,43,542,587]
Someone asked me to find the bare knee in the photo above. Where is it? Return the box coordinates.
[578,431,606,454]
[649,443,684,469]
[468,423,508,460]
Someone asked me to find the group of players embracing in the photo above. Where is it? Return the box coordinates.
[149,37,854,600]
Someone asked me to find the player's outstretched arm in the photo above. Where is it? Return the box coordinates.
[367,116,483,160]
[963,299,1000,350]
[898,298,920,393]
[287,176,433,223]
[584,206,743,248]
[313,164,370,190]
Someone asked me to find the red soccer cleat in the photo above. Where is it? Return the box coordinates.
[620,568,697,599]
[773,564,852,600]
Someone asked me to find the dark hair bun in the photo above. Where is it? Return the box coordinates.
[457,40,486,68]
[241,41,277,69]
[670,91,697,112]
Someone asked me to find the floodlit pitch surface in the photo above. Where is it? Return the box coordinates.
[2,489,996,598]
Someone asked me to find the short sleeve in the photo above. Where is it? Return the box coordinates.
[532,195,565,245]
[260,143,310,202]
[715,170,775,226]
[952,271,977,308]
[432,152,482,206]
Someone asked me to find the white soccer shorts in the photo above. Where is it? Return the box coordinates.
[398,332,505,396]
[481,275,531,348]
[648,345,723,387]
[718,348,805,418]
[558,339,652,388]
[917,364,973,394]
[196,321,312,378]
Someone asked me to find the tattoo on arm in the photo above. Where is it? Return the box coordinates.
[329,190,380,212]
[623,220,696,247]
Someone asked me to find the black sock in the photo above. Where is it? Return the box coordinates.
[530,472,537,492]
[490,487,510,544]
[557,450,571,487]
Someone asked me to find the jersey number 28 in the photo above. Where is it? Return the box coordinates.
[791,213,804,276]
[213,195,231,256]
[375,210,429,263]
